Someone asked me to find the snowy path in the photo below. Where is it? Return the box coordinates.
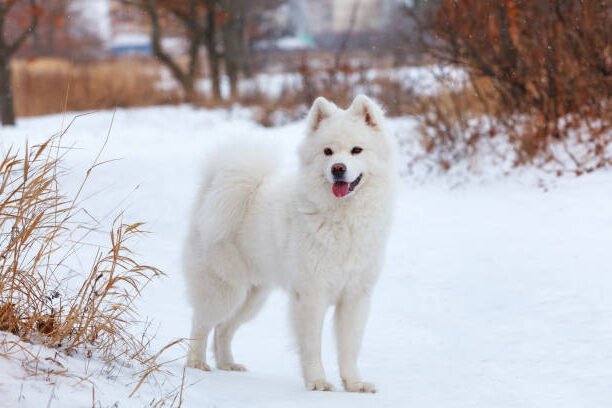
[1,107,611,407]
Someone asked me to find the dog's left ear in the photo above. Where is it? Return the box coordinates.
[348,94,384,130]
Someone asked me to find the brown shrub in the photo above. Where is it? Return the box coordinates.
[433,1,611,116]
[405,0,611,172]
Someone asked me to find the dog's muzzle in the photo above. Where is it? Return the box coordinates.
[332,173,363,198]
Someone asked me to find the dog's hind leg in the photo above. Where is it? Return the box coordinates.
[186,314,213,371]
[214,285,270,371]
[185,270,248,371]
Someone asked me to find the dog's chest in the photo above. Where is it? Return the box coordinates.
[298,212,387,286]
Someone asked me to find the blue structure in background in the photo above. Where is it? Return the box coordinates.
[111,43,152,56]
[110,32,152,56]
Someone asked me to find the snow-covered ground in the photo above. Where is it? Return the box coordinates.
[1,106,611,407]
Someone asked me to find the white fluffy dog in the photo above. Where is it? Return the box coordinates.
[183,95,396,393]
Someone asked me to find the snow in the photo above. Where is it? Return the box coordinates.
[1,106,611,407]
[111,32,150,48]
[365,65,468,96]
[0,332,161,407]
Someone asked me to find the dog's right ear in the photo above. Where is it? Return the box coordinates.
[306,97,336,134]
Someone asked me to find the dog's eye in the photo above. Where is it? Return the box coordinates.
[323,148,334,156]
[351,146,363,155]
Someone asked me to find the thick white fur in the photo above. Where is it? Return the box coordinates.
[183,95,397,393]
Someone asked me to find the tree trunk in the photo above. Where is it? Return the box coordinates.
[46,23,56,56]
[0,57,16,126]
[241,28,253,79]
[223,38,239,100]
[182,0,201,104]
[0,0,38,127]
[32,29,42,55]
[205,7,222,102]
[182,30,200,104]
[221,0,243,100]
[142,0,198,104]
[182,76,196,104]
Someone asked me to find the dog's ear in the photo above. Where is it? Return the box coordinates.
[348,94,384,130]
[307,97,336,134]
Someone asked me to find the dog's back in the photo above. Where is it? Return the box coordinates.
[186,141,278,248]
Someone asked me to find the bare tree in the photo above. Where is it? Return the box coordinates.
[220,0,244,99]
[124,0,286,102]
[0,0,40,126]
[121,0,222,103]
[220,0,287,98]
[26,0,102,60]
[333,0,361,70]
[203,0,222,101]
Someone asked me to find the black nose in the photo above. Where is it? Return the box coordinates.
[331,163,346,178]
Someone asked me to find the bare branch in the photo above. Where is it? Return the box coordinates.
[7,0,40,56]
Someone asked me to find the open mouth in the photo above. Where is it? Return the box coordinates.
[332,174,363,198]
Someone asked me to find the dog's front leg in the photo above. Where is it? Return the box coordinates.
[335,290,376,393]
[291,294,334,391]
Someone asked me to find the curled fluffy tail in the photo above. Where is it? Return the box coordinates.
[190,141,277,245]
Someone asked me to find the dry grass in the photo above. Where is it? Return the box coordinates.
[0,120,185,405]
[12,58,181,118]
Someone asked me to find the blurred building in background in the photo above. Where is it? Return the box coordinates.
[307,0,392,34]
[290,0,394,50]
[99,0,395,55]
[108,0,152,56]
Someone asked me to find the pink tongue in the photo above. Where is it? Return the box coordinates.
[332,182,349,198]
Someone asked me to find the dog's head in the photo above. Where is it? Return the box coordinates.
[298,95,394,201]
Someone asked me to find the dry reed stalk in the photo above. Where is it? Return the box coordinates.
[0,121,184,405]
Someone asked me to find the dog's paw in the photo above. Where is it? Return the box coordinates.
[343,380,377,393]
[186,360,211,371]
[217,363,247,372]
[306,379,335,392]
